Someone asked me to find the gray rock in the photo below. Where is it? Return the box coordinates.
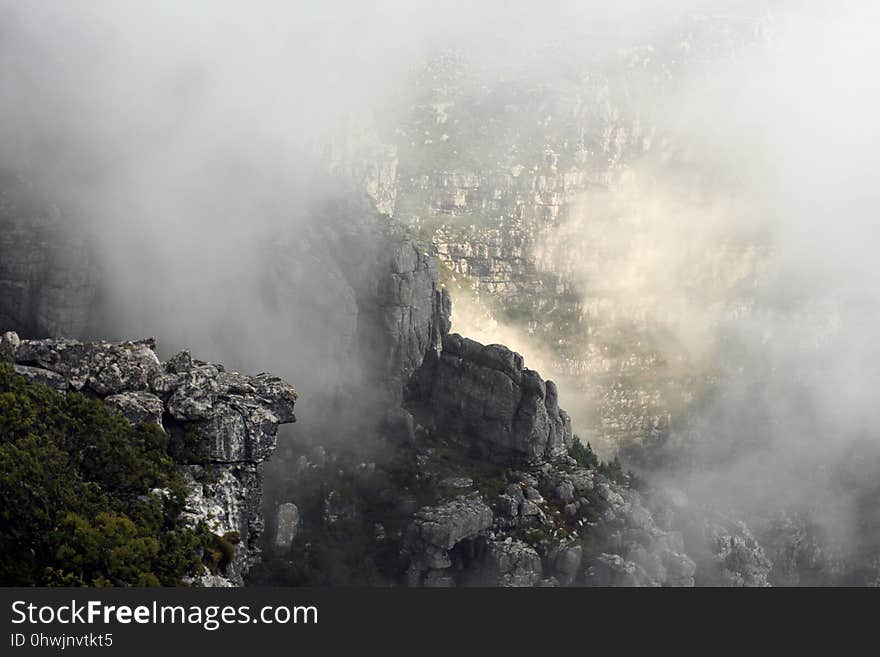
[585,553,656,587]
[550,544,583,585]
[403,494,494,585]
[164,350,194,374]
[408,333,572,461]
[495,494,520,519]
[13,363,68,391]
[486,539,543,587]
[15,337,162,395]
[507,471,539,488]
[273,503,301,554]
[104,391,165,428]
[554,479,575,502]
[409,495,494,550]
[503,484,526,502]
[568,469,594,492]
[165,365,220,420]
[7,335,297,586]
[383,407,416,444]
[524,487,544,503]
[439,477,474,490]
[0,330,20,361]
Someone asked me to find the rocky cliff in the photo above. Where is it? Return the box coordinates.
[0,177,792,587]
[0,330,297,586]
[375,14,783,458]
[408,333,573,462]
[257,302,701,587]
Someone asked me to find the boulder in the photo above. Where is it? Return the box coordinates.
[486,539,543,587]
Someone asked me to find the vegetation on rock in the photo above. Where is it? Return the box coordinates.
[0,362,206,586]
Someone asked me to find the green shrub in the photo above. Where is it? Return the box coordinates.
[0,362,204,586]
[569,435,600,469]
[570,436,628,484]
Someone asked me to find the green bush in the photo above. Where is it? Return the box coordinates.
[0,362,204,586]
[569,435,600,469]
[570,435,627,484]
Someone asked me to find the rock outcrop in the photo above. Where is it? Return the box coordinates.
[408,333,572,462]
[388,328,697,587]
[386,22,778,458]
[1,331,297,586]
[403,494,494,585]
[395,451,696,587]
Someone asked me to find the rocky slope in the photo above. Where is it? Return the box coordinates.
[0,171,832,586]
[0,188,845,585]
[0,7,861,586]
[260,321,700,586]
[0,330,297,586]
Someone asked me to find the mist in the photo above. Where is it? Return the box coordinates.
[658,2,880,575]
[512,0,880,575]
[2,0,880,581]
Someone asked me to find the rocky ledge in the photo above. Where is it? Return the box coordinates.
[0,330,297,586]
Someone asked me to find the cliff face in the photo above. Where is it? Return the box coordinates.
[377,16,781,457]
[0,331,297,586]
[315,196,451,400]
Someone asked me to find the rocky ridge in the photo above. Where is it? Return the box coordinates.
[0,330,297,586]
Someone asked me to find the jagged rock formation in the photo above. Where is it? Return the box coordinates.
[397,445,696,587]
[402,494,494,584]
[407,333,572,461]
[0,331,297,586]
